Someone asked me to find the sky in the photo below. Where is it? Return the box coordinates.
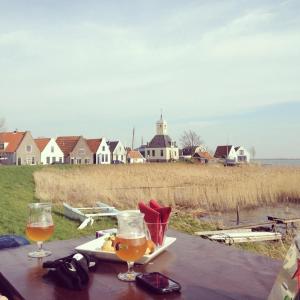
[0,0,299,158]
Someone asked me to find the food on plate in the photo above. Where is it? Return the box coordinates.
[101,234,116,252]
[145,239,156,255]
[100,234,156,255]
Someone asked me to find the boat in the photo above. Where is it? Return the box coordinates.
[63,202,119,229]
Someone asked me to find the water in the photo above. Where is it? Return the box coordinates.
[201,203,300,228]
[253,159,300,166]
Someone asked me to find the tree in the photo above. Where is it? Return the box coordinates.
[180,130,204,148]
[249,146,256,159]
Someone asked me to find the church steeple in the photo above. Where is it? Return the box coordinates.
[156,114,167,135]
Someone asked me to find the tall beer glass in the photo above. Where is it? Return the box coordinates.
[25,203,54,258]
[115,210,147,281]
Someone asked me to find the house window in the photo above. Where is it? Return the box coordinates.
[46,157,50,164]
[17,157,21,165]
[26,145,32,153]
[26,158,31,165]
[51,146,54,153]
[52,157,56,163]
[102,155,104,162]
[32,157,35,165]
[85,158,89,164]
[160,150,164,157]
[147,150,150,156]
[121,155,123,161]
[102,146,105,151]
[71,158,74,164]
[0,143,4,150]
[77,158,82,164]
[152,150,155,156]
[59,157,62,163]
[239,150,244,155]
[105,154,108,162]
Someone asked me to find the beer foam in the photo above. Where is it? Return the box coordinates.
[117,233,145,239]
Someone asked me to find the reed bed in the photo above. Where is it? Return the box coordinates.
[33,163,300,212]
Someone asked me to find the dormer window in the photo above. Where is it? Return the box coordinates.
[26,145,32,153]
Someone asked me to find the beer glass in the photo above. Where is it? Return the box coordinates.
[115,210,147,281]
[25,203,54,258]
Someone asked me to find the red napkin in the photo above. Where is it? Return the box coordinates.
[138,200,171,245]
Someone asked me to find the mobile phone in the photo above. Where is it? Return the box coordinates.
[136,272,181,294]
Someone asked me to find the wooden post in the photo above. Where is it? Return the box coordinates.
[236,203,240,225]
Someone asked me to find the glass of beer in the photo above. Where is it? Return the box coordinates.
[115,210,148,281]
[25,203,54,258]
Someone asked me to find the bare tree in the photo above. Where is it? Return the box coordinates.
[180,130,204,148]
[249,146,256,159]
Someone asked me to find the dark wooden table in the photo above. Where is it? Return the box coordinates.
[0,230,281,300]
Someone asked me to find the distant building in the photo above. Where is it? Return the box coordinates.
[0,131,40,165]
[127,150,146,164]
[214,145,250,164]
[56,136,93,164]
[192,151,213,164]
[145,115,179,162]
[234,146,250,163]
[87,137,111,164]
[107,140,127,164]
[180,145,207,160]
[35,138,64,165]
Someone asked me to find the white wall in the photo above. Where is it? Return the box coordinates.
[41,138,64,164]
[146,147,179,161]
[96,137,111,164]
[112,141,127,163]
[236,146,250,163]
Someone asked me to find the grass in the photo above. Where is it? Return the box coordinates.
[0,165,116,241]
[0,164,294,260]
[34,163,300,212]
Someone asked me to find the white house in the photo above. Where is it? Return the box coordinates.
[35,138,64,164]
[127,150,146,164]
[87,137,111,164]
[145,115,179,162]
[235,146,250,163]
[214,145,250,164]
[107,140,127,164]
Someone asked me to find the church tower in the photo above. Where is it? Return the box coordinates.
[156,114,167,135]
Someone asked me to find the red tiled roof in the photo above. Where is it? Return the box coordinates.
[34,138,50,152]
[0,131,26,153]
[193,151,213,160]
[87,139,102,153]
[127,150,144,159]
[56,136,80,155]
[214,145,233,158]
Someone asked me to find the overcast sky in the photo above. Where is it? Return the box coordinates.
[0,0,299,158]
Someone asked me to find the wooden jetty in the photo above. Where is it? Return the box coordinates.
[206,231,282,245]
[267,216,300,233]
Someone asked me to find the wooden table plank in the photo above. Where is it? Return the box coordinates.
[0,230,282,300]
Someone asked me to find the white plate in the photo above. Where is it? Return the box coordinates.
[75,231,176,265]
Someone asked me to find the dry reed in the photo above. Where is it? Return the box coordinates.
[33,163,300,212]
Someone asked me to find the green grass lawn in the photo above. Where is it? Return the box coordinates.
[0,165,116,241]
